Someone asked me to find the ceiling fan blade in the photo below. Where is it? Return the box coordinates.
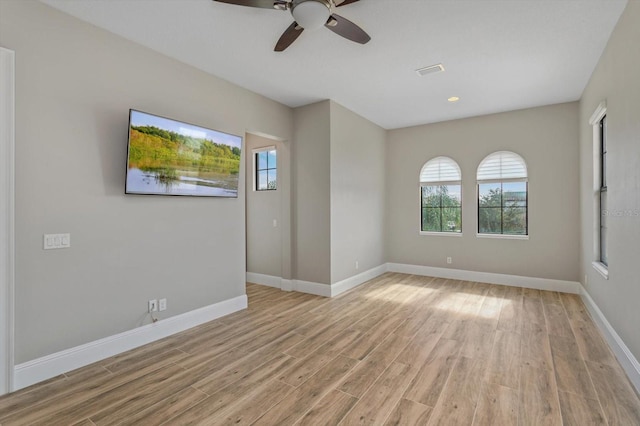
[213,0,288,10]
[335,0,360,7]
[325,14,370,44]
[275,22,304,51]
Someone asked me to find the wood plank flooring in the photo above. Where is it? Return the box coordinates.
[1,273,639,425]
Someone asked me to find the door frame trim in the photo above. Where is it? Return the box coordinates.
[0,46,16,395]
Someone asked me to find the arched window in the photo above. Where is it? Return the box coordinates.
[420,157,462,233]
[477,151,528,236]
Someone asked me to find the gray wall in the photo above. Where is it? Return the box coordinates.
[579,1,640,361]
[1,0,293,363]
[386,103,580,281]
[292,101,331,285]
[245,134,283,278]
[330,102,386,284]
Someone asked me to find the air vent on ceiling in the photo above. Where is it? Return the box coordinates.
[416,63,445,77]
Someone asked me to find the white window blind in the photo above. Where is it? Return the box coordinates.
[477,151,527,181]
[420,156,461,183]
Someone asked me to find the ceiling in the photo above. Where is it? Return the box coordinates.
[40,0,627,130]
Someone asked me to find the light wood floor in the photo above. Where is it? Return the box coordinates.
[1,273,639,425]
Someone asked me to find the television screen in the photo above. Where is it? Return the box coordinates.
[125,109,242,197]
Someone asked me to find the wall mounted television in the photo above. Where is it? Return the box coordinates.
[125,109,242,197]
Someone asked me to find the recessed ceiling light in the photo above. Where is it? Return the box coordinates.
[416,63,445,77]
[448,96,460,102]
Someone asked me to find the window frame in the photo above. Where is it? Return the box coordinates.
[589,102,608,279]
[418,157,463,236]
[252,145,277,192]
[599,115,608,266]
[476,151,529,239]
[419,181,463,236]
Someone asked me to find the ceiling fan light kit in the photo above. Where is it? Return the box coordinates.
[291,0,331,31]
[213,0,370,51]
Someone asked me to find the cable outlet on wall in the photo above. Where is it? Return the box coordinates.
[446,257,452,264]
[148,299,158,313]
[159,298,167,311]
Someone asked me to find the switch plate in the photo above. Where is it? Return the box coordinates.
[159,298,167,311]
[43,233,71,250]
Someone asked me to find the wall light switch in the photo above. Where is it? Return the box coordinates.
[44,233,71,250]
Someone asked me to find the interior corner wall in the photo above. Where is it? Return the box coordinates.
[0,0,293,363]
[292,101,331,285]
[386,102,580,281]
[579,0,640,362]
[329,101,386,284]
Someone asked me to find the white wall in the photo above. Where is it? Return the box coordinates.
[330,102,386,283]
[579,1,640,361]
[0,0,293,363]
[386,102,580,281]
[292,101,331,285]
[246,134,283,278]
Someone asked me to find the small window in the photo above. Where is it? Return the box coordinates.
[420,157,462,233]
[477,151,528,236]
[254,147,276,191]
[599,115,608,266]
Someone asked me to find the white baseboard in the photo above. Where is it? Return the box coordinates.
[13,295,247,391]
[579,286,640,394]
[387,263,581,294]
[249,263,579,297]
[292,279,332,297]
[281,279,293,292]
[246,272,281,289]
[247,272,331,296]
[247,264,388,298]
[331,264,388,297]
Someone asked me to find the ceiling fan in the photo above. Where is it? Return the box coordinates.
[213,0,370,51]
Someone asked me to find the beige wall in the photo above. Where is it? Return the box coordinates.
[330,102,386,283]
[292,101,331,285]
[579,1,640,360]
[1,0,293,363]
[245,134,284,278]
[386,102,580,281]
[292,100,387,286]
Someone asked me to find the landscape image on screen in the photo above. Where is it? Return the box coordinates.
[126,110,242,197]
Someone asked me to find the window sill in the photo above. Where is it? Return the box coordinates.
[419,231,462,237]
[592,261,609,280]
[476,233,529,240]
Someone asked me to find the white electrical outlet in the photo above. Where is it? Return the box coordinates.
[159,298,167,311]
[355,260,359,270]
[148,299,158,312]
[446,257,452,264]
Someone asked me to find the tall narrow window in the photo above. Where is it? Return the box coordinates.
[420,157,462,234]
[599,115,608,266]
[254,147,276,191]
[477,151,528,236]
